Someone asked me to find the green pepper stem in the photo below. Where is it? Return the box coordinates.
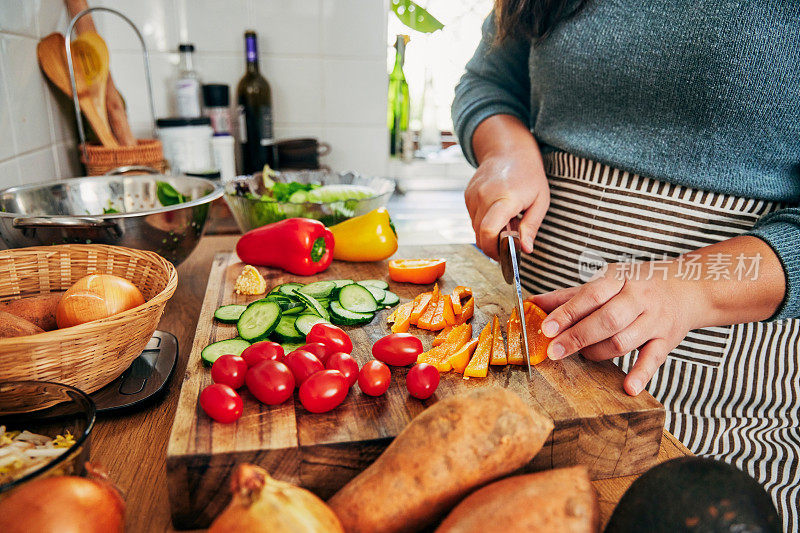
[310,236,326,263]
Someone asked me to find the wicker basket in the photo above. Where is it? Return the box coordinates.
[82,139,166,176]
[0,244,178,393]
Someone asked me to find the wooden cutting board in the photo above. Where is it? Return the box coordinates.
[166,245,664,529]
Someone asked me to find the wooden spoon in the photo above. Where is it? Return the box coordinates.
[37,32,119,147]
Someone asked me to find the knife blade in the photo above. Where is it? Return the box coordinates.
[498,221,532,378]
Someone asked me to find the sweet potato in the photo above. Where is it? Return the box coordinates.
[328,388,554,533]
[435,466,599,533]
[0,293,63,331]
[0,310,45,338]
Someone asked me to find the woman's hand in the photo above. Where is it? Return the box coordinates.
[531,262,697,396]
[466,115,549,259]
[529,236,786,396]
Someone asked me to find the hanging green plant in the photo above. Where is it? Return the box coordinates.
[391,0,444,33]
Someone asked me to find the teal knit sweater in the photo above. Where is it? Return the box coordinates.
[452,2,800,320]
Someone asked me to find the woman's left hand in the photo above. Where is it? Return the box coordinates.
[530,262,700,396]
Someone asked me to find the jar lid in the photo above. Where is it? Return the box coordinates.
[202,84,230,107]
[156,117,211,128]
[178,43,195,52]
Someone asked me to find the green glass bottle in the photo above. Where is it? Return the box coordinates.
[388,35,410,156]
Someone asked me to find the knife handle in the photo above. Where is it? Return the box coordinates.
[498,220,522,284]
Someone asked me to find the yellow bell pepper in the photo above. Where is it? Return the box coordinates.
[329,207,398,262]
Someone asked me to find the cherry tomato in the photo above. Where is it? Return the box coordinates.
[199,383,243,423]
[211,354,248,389]
[241,341,284,367]
[325,352,359,387]
[245,360,295,405]
[283,349,324,385]
[358,360,391,396]
[372,333,423,366]
[298,370,349,413]
[300,342,329,364]
[406,363,440,400]
[306,323,353,356]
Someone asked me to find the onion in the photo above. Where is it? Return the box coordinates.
[0,462,125,533]
[56,274,145,328]
[209,464,343,533]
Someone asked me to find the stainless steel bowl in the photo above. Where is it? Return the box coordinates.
[0,174,223,265]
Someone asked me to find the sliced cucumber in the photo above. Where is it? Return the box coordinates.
[236,301,282,342]
[281,301,305,315]
[380,291,400,307]
[295,314,329,335]
[280,341,305,354]
[278,283,304,297]
[360,279,389,290]
[214,304,247,323]
[338,284,378,313]
[329,301,374,326]
[201,338,251,366]
[358,283,385,305]
[273,315,304,342]
[298,280,335,299]
[292,289,329,319]
[331,279,355,288]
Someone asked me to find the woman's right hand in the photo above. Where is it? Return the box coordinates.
[465,115,550,259]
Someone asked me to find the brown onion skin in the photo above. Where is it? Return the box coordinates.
[0,463,125,533]
[209,463,344,533]
[56,274,145,329]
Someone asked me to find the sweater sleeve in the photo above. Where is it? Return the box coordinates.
[745,207,800,320]
[451,13,532,167]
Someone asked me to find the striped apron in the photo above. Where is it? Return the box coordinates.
[521,151,800,531]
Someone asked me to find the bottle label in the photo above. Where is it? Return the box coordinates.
[176,78,201,117]
[237,105,247,143]
[258,105,273,146]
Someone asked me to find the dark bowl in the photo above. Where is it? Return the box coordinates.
[0,381,96,496]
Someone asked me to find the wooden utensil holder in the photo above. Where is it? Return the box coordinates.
[82,139,165,175]
[66,7,162,174]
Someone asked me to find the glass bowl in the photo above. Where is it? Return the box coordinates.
[223,170,395,232]
[0,381,96,497]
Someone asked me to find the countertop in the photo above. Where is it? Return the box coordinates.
[87,235,690,532]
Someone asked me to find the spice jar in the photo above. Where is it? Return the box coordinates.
[156,117,214,174]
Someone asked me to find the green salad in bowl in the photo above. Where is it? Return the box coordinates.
[224,169,395,231]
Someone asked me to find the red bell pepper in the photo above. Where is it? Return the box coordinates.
[236,218,334,275]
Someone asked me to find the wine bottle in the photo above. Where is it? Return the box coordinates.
[387,35,410,156]
[237,31,275,174]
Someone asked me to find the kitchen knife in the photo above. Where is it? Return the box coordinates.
[498,221,532,378]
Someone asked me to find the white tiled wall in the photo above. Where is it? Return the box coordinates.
[0,0,390,189]
[0,0,82,190]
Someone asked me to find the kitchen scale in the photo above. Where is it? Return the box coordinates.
[90,331,178,414]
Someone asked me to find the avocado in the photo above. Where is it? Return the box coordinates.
[605,457,780,533]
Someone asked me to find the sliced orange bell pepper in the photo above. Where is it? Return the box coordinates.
[455,296,474,325]
[489,315,507,365]
[507,308,524,365]
[425,324,472,371]
[390,301,415,334]
[442,296,457,327]
[447,338,479,374]
[432,326,454,347]
[450,286,472,315]
[525,302,551,365]
[464,321,493,378]
[388,258,446,284]
[427,297,448,330]
[410,292,432,324]
[417,295,441,330]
